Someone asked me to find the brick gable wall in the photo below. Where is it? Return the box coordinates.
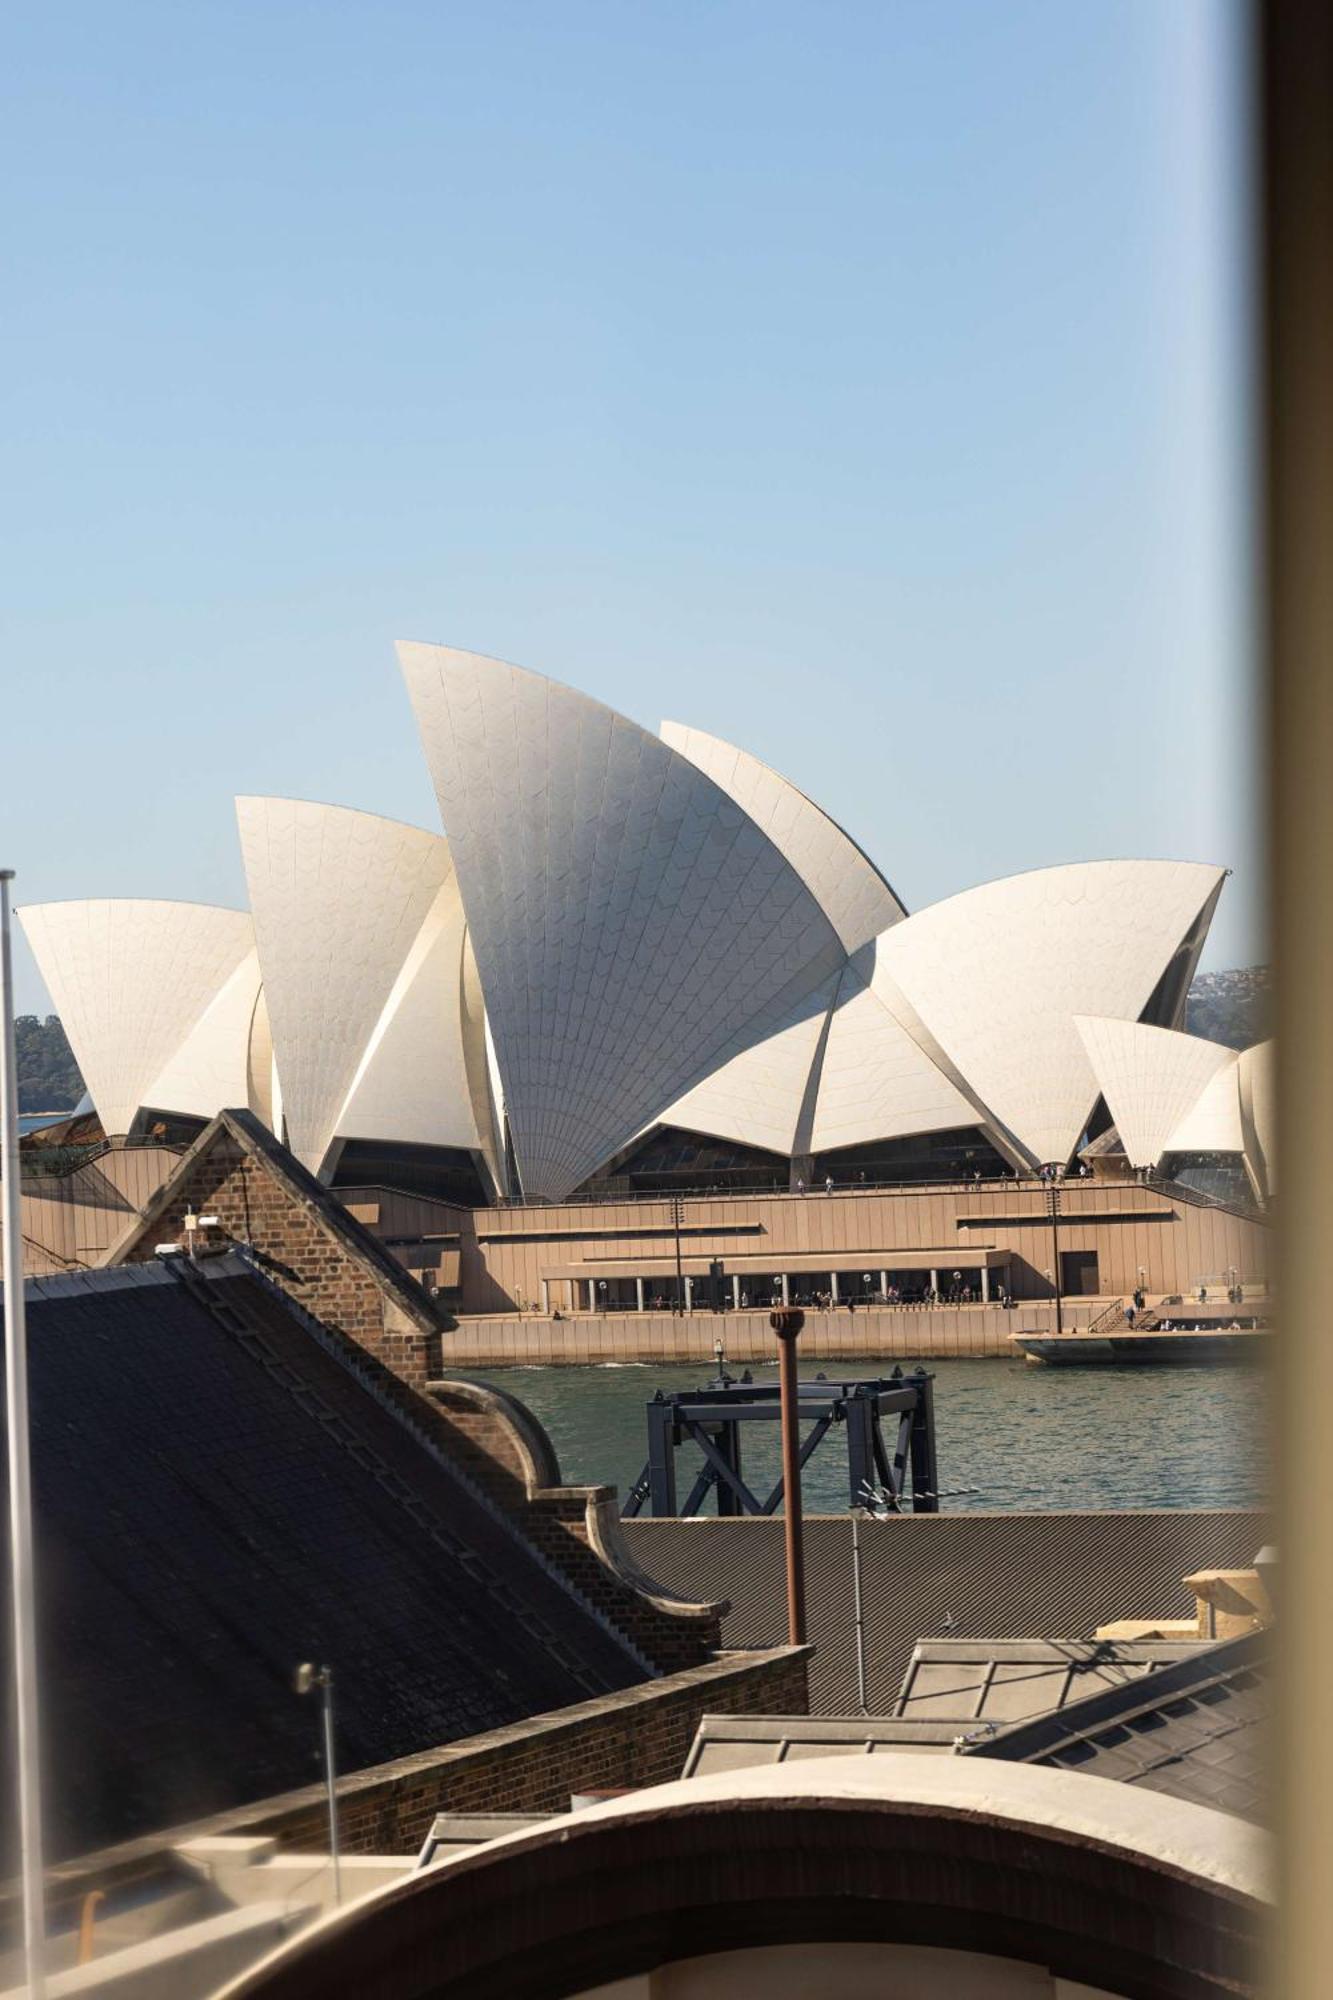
[112,1126,723,1673]
[115,1133,439,1388]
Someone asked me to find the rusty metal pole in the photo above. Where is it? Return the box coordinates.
[771,1308,807,1645]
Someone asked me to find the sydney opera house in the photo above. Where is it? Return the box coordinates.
[20,644,1273,1215]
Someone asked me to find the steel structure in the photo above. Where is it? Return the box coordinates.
[623,1364,939,1518]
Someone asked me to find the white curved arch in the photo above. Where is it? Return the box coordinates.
[399,643,847,1199]
[18,900,255,1138]
[236,798,459,1174]
[876,861,1227,1167]
[661,721,906,952]
[1074,1016,1238,1170]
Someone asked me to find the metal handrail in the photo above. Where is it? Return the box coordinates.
[1142,1168,1269,1224]
[502,1169,1123,1209]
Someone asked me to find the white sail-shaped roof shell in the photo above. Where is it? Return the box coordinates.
[236,798,470,1175]
[660,722,906,953]
[1237,1040,1275,1197]
[1159,1058,1244,1155]
[1074,1017,1239,1169]
[399,643,848,1199]
[139,945,265,1122]
[810,958,982,1152]
[874,860,1227,1168]
[19,900,256,1139]
[648,952,1009,1165]
[650,974,842,1159]
[334,874,498,1184]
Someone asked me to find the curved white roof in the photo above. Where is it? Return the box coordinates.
[1160,1055,1244,1156]
[18,900,255,1139]
[1237,1040,1275,1196]
[139,945,266,1122]
[810,957,981,1153]
[236,798,458,1174]
[1074,1016,1238,1169]
[650,974,841,1159]
[661,721,906,952]
[399,643,848,1199]
[335,873,491,1164]
[874,860,1226,1167]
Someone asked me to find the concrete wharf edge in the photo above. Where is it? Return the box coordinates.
[442,1302,1079,1366]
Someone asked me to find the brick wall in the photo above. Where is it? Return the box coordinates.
[116,1134,439,1389]
[424,1385,723,1669]
[113,1137,723,1675]
[237,1646,810,1854]
[521,1492,722,1673]
[29,1648,811,1920]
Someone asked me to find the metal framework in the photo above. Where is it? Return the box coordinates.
[622,1364,939,1518]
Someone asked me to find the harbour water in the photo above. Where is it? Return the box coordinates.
[461,1358,1266,1514]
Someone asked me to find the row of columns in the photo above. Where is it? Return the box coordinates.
[555,1266,992,1312]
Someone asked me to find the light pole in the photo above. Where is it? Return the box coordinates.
[770,1308,807,1646]
[670,1193,684,1315]
[1046,1174,1064,1335]
[295,1663,341,1902]
[1,869,47,1998]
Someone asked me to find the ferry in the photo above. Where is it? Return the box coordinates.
[1010,1314,1268,1366]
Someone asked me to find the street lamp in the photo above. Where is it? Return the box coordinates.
[294,1664,341,1902]
[1,870,46,1999]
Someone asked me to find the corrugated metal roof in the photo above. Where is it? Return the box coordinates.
[622,1512,1266,1714]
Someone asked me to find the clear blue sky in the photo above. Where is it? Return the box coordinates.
[2,0,1256,1015]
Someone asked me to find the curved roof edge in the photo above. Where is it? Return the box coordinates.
[661,719,907,951]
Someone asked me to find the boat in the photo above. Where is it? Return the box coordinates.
[1010,1318,1268,1366]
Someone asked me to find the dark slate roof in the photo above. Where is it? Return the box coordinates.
[1,1258,645,1866]
[101,1107,449,1336]
[621,1512,1268,1714]
[963,1630,1270,1824]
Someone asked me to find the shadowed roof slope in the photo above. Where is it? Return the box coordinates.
[0,1259,647,1866]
